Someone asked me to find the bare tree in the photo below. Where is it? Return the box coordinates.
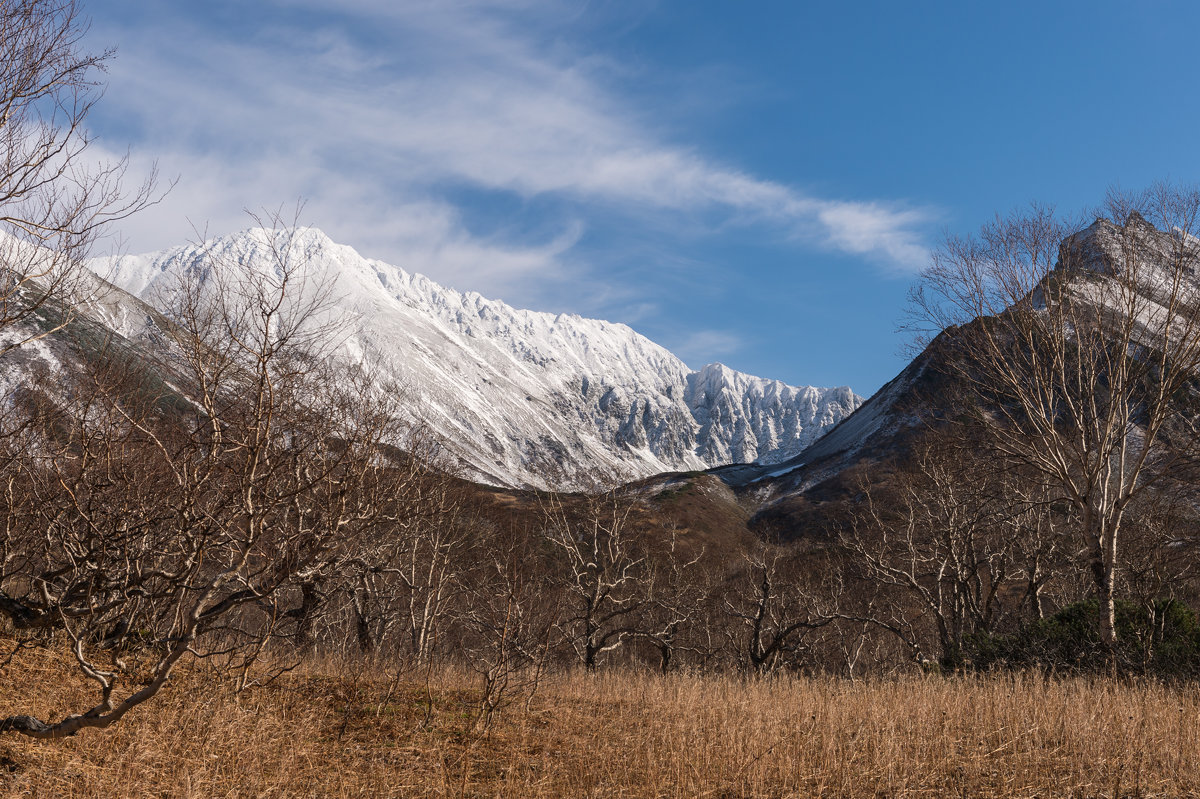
[1005,475,1078,622]
[722,543,832,674]
[0,1,158,693]
[540,488,647,671]
[340,457,482,664]
[839,440,1022,668]
[460,527,557,730]
[640,526,706,673]
[1115,488,1200,610]
[907,185,1200,651]
[0,218,400,738]
[0,0,157,354]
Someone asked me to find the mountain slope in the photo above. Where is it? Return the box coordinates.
[90,228,860,488]
[712,210,1200,534]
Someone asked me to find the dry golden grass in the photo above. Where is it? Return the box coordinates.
[1,640,1199,797]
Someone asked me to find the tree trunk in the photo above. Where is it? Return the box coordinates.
[1099,578,1118,651]
[1086,516,1119,658]
[294,581,322,651]
[352,592,375,655]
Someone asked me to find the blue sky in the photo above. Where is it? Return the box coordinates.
[84,0,1200,396]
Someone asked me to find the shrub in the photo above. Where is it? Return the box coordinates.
[967,598,1200,676]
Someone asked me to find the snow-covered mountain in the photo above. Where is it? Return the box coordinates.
[89,228,860,488]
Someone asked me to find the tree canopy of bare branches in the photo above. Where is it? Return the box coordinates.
[908,185,1200,650]
[0,219,403,738]
[0,0,157,355]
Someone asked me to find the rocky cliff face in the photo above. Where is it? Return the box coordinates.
[1059,211,1196,280]
[91,228,860,488]
[686,363,858,466]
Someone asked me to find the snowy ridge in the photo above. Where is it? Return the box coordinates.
[687,363,857,466]
[92,228,860,488]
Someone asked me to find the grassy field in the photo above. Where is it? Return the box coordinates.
[1,643,1199,797]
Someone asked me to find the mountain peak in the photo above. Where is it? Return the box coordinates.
[1061,211,1200,280]
[92,229,861,487]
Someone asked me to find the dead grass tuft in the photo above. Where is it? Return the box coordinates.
[1,640,1198,797]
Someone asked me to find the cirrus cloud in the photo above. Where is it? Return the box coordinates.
[87,0,934,342]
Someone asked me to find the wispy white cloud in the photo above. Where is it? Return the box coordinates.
[815,201,932,272]
[93,145,590,304]
[89,0,933,316]
[669,330,744,367]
